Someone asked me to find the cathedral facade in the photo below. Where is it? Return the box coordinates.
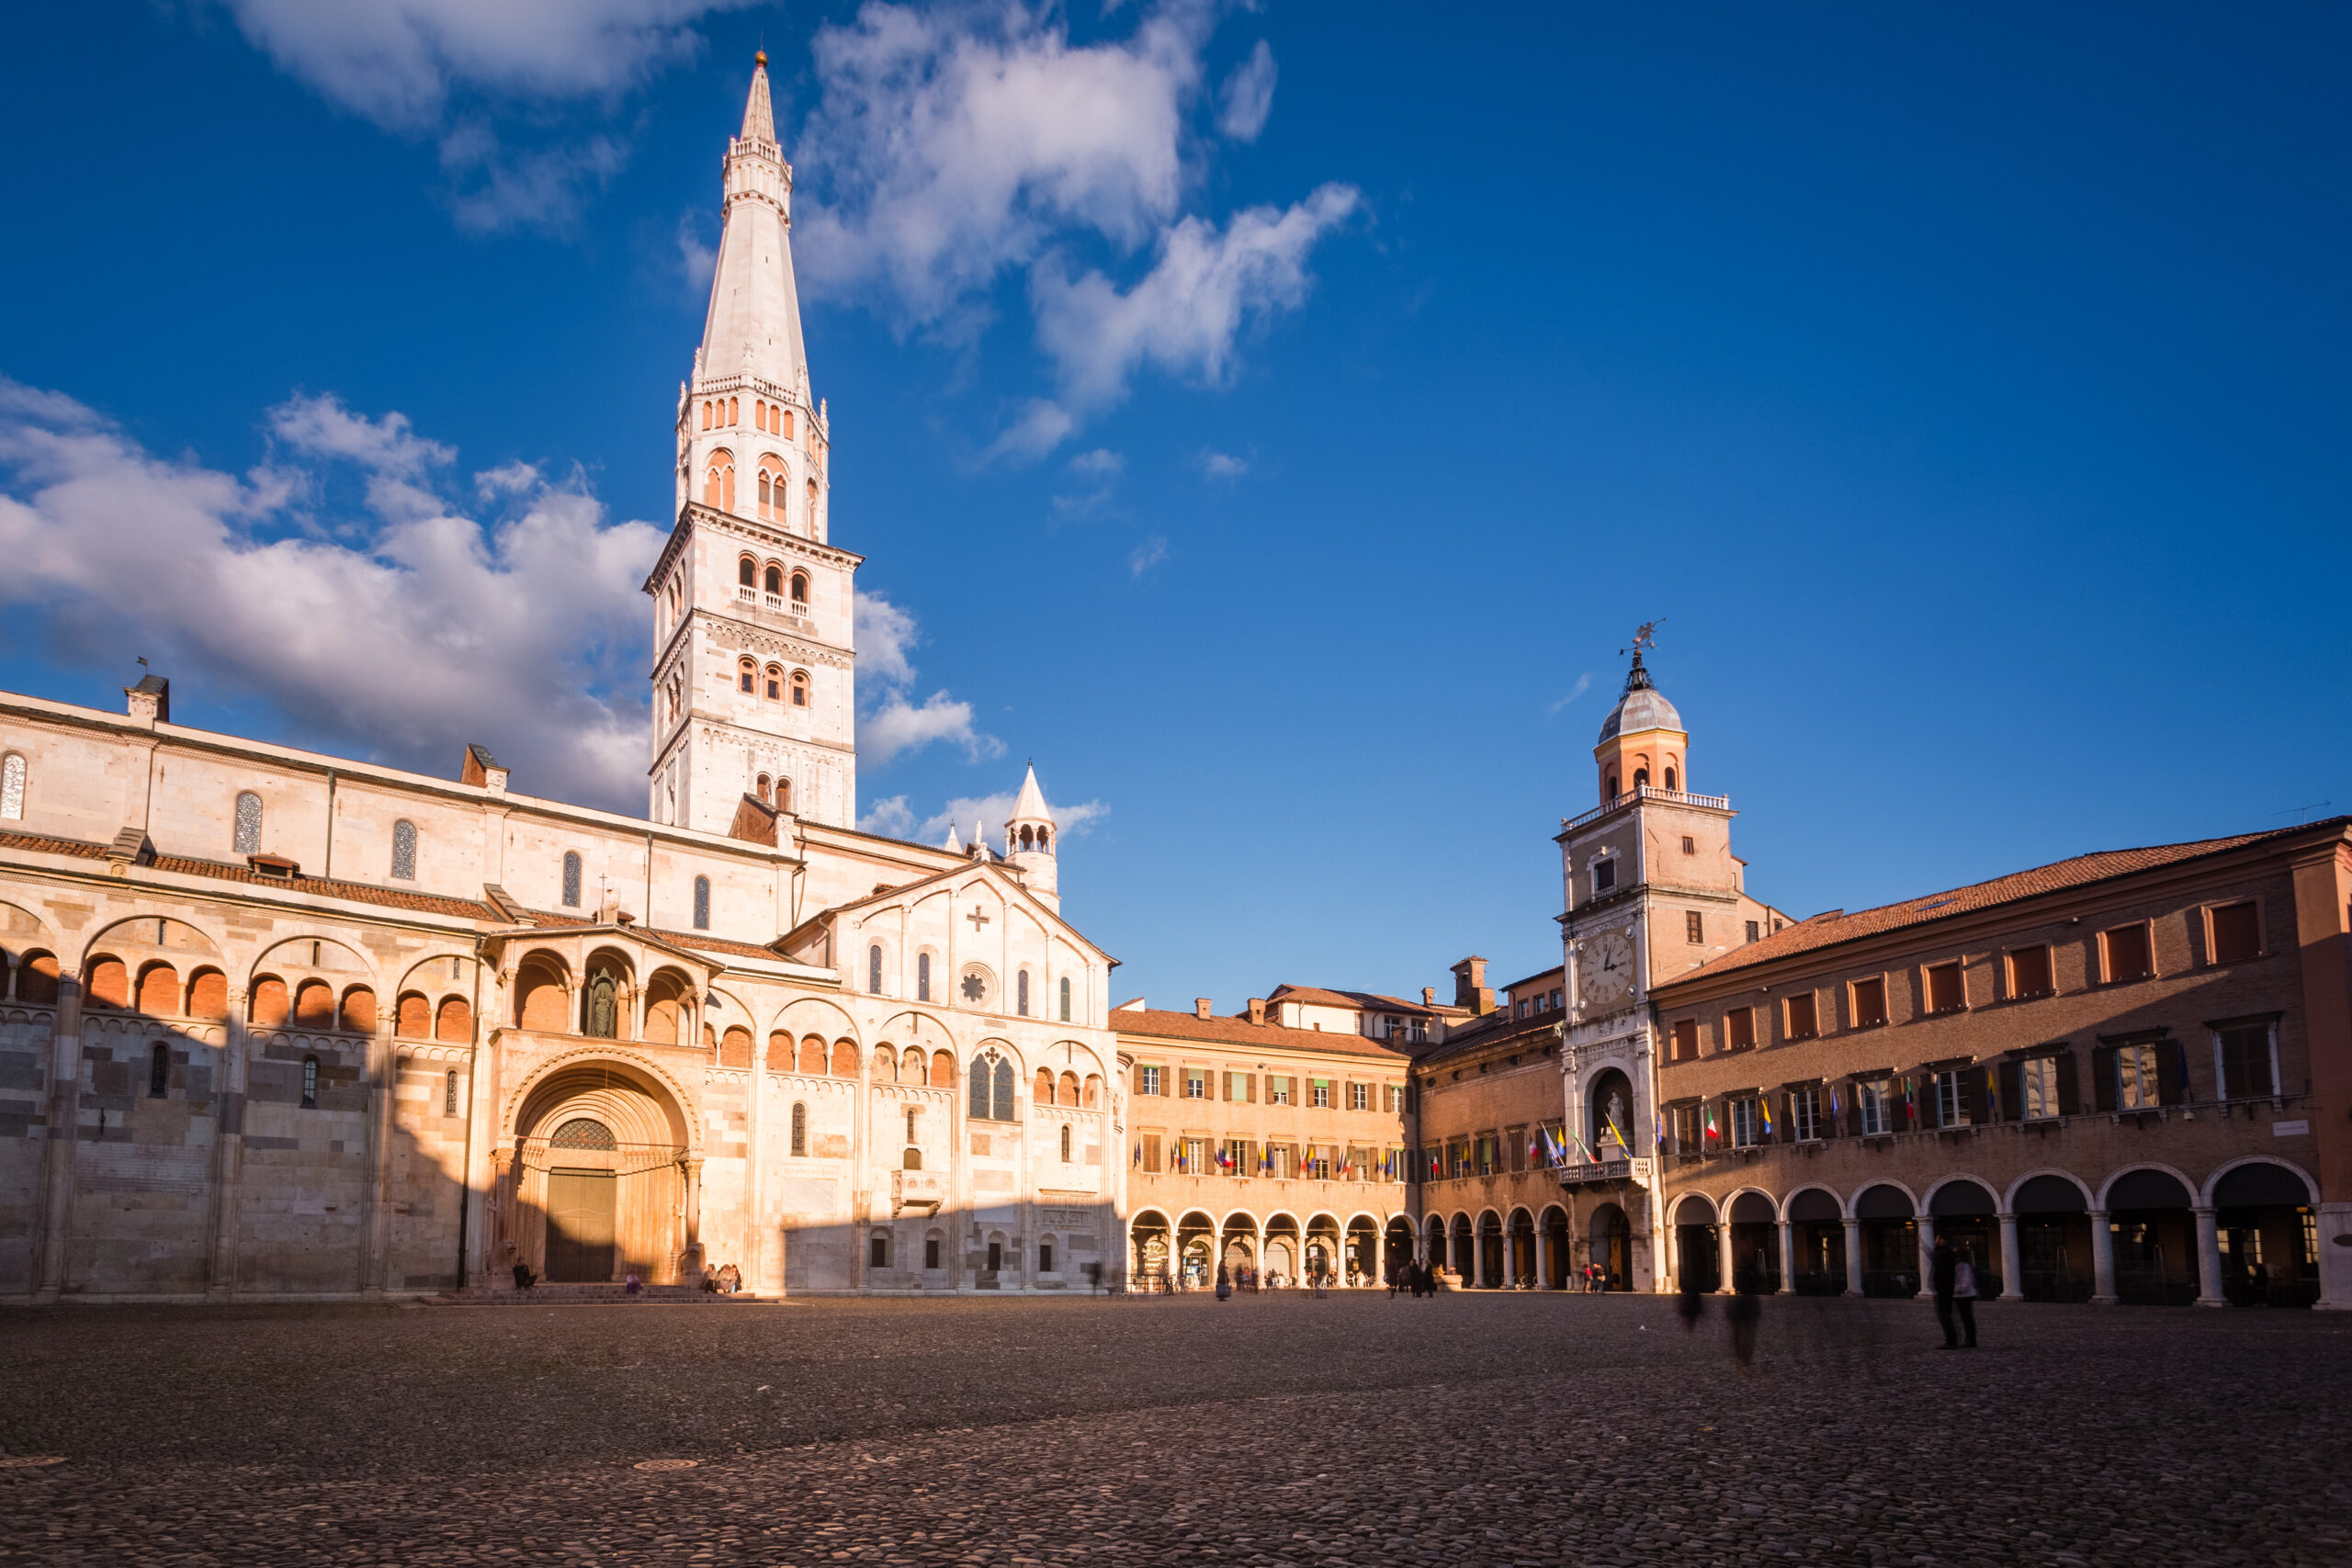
[0,59,1126,1303]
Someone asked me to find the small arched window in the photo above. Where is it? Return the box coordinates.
[739,556,757,587]
[1060,1123,1071,1163]
[806,479,819,533]
[868,943,883,994]
[0,752,24,819]
[1017,970,1030,1017]
[790,670,810,707]
[763,564,783,595]
[1663,766,1678,791]
[705,450,735,512]
[739,657,757,694]
[917,952,931,1002]
[561,852,582,908]
[300,1055,319,1109]
[1060,976,1071,1023]
[992,1057,1015,1122]
[755,773,772,803]
[968,1055,991,1120]
[444,1068,458,1116]
[790,1100,808,1156]
[700,400,711,431]
[1605,773,1619,800]
[693,875,711,931]
[149,1041,170,1099]
[789,571,808,606]
[728,396,738,424]
[390,819,417,881]
[776,777,791,814]
[764,664,783,701]
[1634,767,1649,790]
[234,791,262,854]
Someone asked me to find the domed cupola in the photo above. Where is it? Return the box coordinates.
[1592,637,1690,807]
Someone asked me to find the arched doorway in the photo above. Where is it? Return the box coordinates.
[1448,1213,1473,1280]
[1220,1216,1257,1284]
[1929,1179,2000,1296]
[1507,1210,1536,1288]
[1476,1212,1505,1288]
[1305,1215,1341,1284]
[2012,1176,2092,1302]
[1264,1213,1300,1287]
[1177,1211,1217,1290]
[2108,1168,2196,1305]
[2213,1161,2318,1307]
[1729,1191,1779,1292]
[1385,1216,1415,1280]
[1541,1205,1571,1290]
[1673,1194,1719,1292]
[1787,1188,1846,1295]
[1855,1184,1918,1297]
[1345,1217,1379,1285]
[1590,1202,1631,1291]
[1421,1213,1445,1269]
[1130,1210,1171,1289]
[507,1058,691,1285]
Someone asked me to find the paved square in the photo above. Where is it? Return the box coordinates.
[1,1294,2345,1566]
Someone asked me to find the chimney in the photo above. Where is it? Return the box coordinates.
[462,744,509,795]
[1247,997,1266,1026]
[1421,987,1435,1008]
[124,673,169,727]
[1193,998,1213,1021]
[1451,955,1495,1015]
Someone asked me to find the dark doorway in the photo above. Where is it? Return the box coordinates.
[1590,1203,1631,1291]
[546,1169,616,1281]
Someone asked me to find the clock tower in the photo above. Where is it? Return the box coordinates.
[1555,637,1758,1291]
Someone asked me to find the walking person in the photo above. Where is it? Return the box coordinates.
[1216,1260,1232,1302]
[1951,1249,1979,1349]
[1930,1236,1962,1348]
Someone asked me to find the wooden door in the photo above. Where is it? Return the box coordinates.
[546,1169,616,1281]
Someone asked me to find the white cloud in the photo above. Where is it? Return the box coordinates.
[1051,446,1125,519]
[1066,447,1125,479]
[1197,449,1247,479]
[1548,672,1594,714]
[857,794,919,840]
[217,0,745,130]
[675,210,718,292]
[1127,534,1170,577]
[918,790,1109,853]
[1031,183,1359,414]
[1216,39,1276,141]
[474,459,540,496]
[0,378,662,810]
[853,589,1001,767]
[439,125,628,236]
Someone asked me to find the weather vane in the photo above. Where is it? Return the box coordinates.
[1621,619,1662,659]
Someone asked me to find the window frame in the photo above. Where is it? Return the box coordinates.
[2101,921,2154,985]
[390,818,417,881]
[692,875,711,931]
[1784,991,1820,1041]
[1789,1085,1821,1143]
[2205,901,2263,966]
[1725,1006,1756,1052]
[1856,1077,1893,1136]
[1924,961,1966,1016]
[0,751,26,820]
[1849,976,1888,1030]
[2019,1055,2060,1121]
[2007,943,2054,999]
[1669,1018,1699,1062]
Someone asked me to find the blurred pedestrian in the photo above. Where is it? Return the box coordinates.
[1951,1250,1979,1349]
[1676,1269,1706,1333]
[1216,1260,1232,1302]
[1931,1237,1961,1348]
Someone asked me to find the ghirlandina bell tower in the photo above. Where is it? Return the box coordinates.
[643,52,860,833]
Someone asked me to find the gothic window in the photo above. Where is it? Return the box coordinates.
[0,753,23,819]
[917,952,931,1001]
[739,657,757,694]
[1059,976,1071,1023]
[764,664,783,701]
[390,819,417,881]
[790,670,809,707]
[149,1042,169,1099]
[967,1055,989,1119]
[868,943,883,994]
[993,1057,1015,1122]
[300,1055,319,1109]
[790,1100,807,1156]
[739,556,757,587]
[789,571,808,607]
[758,458,785,520]
[693,875,711,931]
[445,1069,459,1116]
[705,449,735,512]
[561,852,582,908]
[233,791,262,854]
[1017,970,1030,1017]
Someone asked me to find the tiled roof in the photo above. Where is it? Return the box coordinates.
[1267,983,1437,1015]
[1410,1008,1561,1068]
[1114,1008,1414,1063]
[517,914,799,963]
[0,829,107,862]
[1657,818,2350,991]
[0,829,501,919]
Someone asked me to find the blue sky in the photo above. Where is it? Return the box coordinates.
[1,3,2345,1008]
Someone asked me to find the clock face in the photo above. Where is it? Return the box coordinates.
[1582,931,1634,1008]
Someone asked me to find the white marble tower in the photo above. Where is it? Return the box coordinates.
[645,53,860,833]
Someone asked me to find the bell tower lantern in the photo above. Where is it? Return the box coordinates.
[1594,624,1688,805]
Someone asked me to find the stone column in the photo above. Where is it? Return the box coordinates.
[1776,1220,1795,1295]
[2088,1209,2117,1304]
[488,1145,518,1289]
[207,994,251,1299]
[1716,1222,1736,1294]
[1997,1212,2024,1302]
[31,972,85,1303]
[1917,1214,1938,1299]
[746,1032,766,1293]
[1534,1216,1552,1289]
[682,1155,706,1283]
[1841,1216,1863,1296]
[1470,1225,1487,1288]
[2193,1205,2227,1307]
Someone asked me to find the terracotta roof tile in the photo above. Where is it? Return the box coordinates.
[1410,1009,1561,1067]
[1657,819,2349,991]
[1266,983,1437,1015]
[1114,1008,1414,1063]
[0,829,107,861]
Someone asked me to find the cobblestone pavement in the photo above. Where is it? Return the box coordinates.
[3,1292,2346,1566]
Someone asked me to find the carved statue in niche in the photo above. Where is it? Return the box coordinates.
[583,969,620,1039]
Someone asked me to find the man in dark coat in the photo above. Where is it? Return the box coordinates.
[1930,1236,1962,1348]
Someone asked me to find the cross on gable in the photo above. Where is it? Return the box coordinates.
[967,905,990,931]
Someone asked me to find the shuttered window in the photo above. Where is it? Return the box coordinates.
[2104,923,2153,983]
[1926,963,1964,1014]
[1726,1007,1755,1051]
[2210,903,2260,964]
[2008,945,2052,998]
[1851,977,1887,1028]
[1785,993,1819,1040]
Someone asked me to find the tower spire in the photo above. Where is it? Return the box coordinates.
[741,51,775,144]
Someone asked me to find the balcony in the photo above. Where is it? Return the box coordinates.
[733,585,812,625]
[1560,784,1733,835]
